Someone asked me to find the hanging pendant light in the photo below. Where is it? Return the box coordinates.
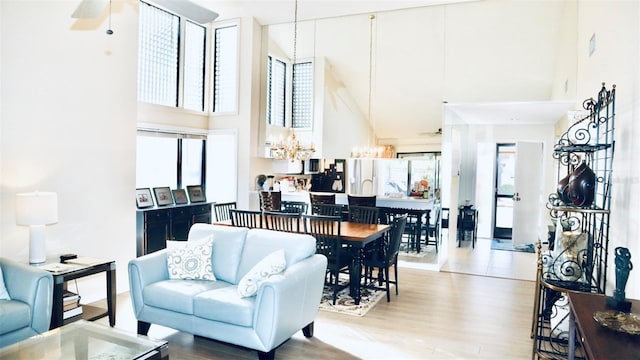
[351,14,383,159]
[270,0,315,162]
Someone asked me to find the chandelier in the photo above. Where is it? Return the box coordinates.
[270,130,315,162]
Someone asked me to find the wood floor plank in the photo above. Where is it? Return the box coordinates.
[93,266,535,359]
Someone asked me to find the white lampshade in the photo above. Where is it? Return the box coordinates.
[16,192,58,264]
[16,192,58,225]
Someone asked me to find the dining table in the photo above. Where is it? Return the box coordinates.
[213,218,390,305]
[336,222,391,305]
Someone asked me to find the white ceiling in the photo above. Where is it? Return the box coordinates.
[194,0,477,25]
[192,0,575,146]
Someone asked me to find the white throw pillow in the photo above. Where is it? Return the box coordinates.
[237,249,286,298]
[0,266,10,300]
[167,236,216,281]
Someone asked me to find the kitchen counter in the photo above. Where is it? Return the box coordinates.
[279,191,434,210]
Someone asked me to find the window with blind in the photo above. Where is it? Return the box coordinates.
[183,21,207,112]
[213,24,239,113]
[266,56,286,126]
[137,1,208,112]
[138,2,180,107]
[136,131,207,190]
[292,61,313,128]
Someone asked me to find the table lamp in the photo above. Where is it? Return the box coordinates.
[15,192,58,264]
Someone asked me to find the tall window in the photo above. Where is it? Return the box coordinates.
[213,25,239,113]
[138,2,179,107]
[138,1,207,111]
[292,62,313,129]
[266,56,286,126]
[183,21,207,111]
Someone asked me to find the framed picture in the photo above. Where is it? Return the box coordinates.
[187,185,206,203]
[153,187,174,206]
[136,188,154,208]
[172,189,188,205]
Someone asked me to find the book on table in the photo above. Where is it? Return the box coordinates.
[63,306,83,319]
[62,290,82,315]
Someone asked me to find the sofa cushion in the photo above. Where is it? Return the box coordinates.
[0,300,30,336]
[143,279,228,314]
[188,224,248,284]
[167,236,215,280]
[0,267,10,300]
[236,229,316,282]
[237,249,286,297]
[194,286,255,327]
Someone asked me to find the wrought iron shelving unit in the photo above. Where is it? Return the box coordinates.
[532,83,616,359]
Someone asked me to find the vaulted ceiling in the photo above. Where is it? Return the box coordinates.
[195,0,575,147]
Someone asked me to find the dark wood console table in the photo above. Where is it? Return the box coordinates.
[567,291,640,360]
[136,202,212,256]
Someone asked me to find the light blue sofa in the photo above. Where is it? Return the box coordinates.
[128,224,327,360]
[0,257,53,348]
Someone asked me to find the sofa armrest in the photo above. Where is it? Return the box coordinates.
[128,251,170,316]
[0,258,53,333]
[252,254,327,349]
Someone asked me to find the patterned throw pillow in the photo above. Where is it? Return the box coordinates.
[0,266,10,300]
[237,249,286,298]
[167,236,216,280]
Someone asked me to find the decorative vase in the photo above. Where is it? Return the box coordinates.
[567,161,596,207]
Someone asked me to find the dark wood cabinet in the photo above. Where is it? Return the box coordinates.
[136,203,212,256]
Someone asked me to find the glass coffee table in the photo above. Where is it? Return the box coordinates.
[0,320,168,359]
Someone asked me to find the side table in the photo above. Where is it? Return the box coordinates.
[567,291,640,360]
[36,258,116,329]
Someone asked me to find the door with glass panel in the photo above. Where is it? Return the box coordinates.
[494,144,515,239]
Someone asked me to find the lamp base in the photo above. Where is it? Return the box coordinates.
[29,225,47,264]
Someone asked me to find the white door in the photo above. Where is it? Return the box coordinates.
[512,141,543,247]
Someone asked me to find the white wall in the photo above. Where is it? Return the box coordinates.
[0,0,138,300]
[572,0,640,299]
[209,17,270,210]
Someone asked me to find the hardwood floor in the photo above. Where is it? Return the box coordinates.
[94,266,535,359]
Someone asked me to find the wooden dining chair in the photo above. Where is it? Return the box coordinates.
[310,193,336,205]
[348,206,380,224]
[281,201,308,214]
[347,194,376,207]
[424,203,441,252]
[362,214,407,302]
[302,214,351,305]
[229,209,263,229]
[259,191,282,211]
[263,211,301,233]
[213,202,236,222]
[311,203,345,217]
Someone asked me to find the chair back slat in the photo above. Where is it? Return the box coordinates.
[213,202,236,222]
[348,206,379,224]
[311,203,345,217]
[264,211,301,232]
[229,209,263,228]
[302,214,342,258]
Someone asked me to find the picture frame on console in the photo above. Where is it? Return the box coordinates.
[172,189,188,205]
[186,185,206,203]
[153,187,174,206]
[136,188,154,208]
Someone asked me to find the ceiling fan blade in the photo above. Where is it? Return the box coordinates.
[71,0,109,19]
